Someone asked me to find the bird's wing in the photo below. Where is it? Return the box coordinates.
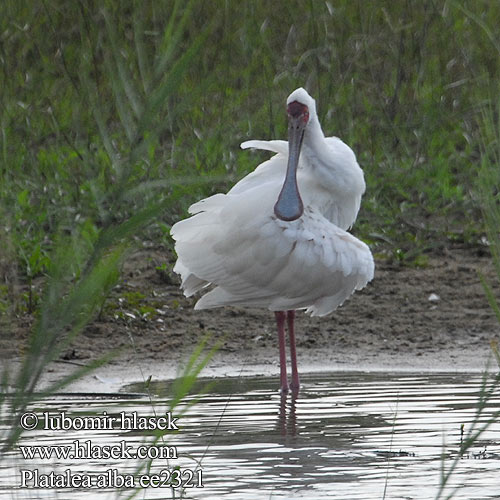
[187,193,226,215]
[227,140,288,195]
[324,136,357,162]
[240,139,288,155]
[172,186,373,317]
[172,140,287,292]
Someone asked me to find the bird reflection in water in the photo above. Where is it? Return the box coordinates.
[276,392,298,437]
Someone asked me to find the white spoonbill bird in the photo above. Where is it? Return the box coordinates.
[171,88,374,393]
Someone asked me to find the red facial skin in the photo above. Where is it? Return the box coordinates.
[287,101,309,124]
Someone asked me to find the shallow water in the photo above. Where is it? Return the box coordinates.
[1,372,500,499]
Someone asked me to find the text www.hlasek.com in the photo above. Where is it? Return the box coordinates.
[19,439,177,460]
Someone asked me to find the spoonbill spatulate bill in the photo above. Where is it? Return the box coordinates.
[171,88,374,393]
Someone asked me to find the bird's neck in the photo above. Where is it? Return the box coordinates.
[303,116,325,149]
[299,120,366,229]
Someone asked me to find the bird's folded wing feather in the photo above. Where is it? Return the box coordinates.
[171,188,374,317]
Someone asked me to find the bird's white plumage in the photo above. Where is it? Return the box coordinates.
[171,88,374,317]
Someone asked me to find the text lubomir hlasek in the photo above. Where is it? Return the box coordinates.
[20,411,179,431]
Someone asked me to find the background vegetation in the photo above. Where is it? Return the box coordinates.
[0,0,499,326]
[1,3,500,496]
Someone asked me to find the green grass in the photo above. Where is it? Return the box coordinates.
[0,0,215,463]
[1,0,500,385]
[2,1,499,295]
[0,0,498,381]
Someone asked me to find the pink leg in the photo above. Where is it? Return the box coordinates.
[287,310,300,393]
[275,311,289,393]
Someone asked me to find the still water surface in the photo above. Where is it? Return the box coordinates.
[1,372,500,499]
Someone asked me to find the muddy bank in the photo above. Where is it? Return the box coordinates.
[2,245,500,392]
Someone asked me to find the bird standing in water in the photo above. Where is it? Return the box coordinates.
[171,88,374,394]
